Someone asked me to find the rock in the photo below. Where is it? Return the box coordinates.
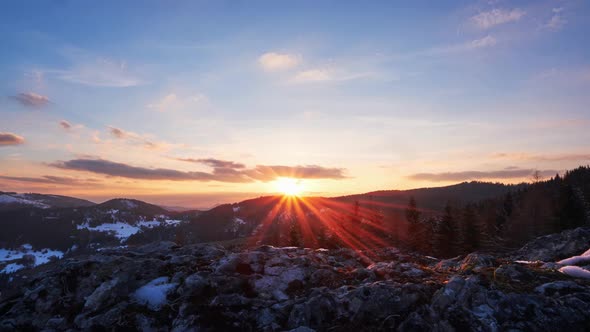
[494,264,536,284]
[309,269,336,286]
[535,280,585,296]
[83,278,119,312]
[459,253,495,272]
[512,227,590,262]
[4,227,590,331]
[177,273,207,297]
[288,327,316,332]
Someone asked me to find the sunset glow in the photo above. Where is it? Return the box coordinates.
[0,2,589,208]
[274,178,304,196]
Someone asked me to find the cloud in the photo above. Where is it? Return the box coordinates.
[59,120,72,130]
[52,158,214,181]
[147,93,208,112]
[51,158,348,183]
[48,48,144,87]
[0,132,25,146]
[545,7,567,31]
[0,174,99,186]
[258,52,300,71]
[107,126,161,149]
[10,92,50,108]
[176,157,246,169]
[429,36,497,55]
[470,35,497,48]
[492,152,590,162]
[245,165,348,181]
[292,69,332,82]
[290,67,377,84]
[407,168,557,182]
[108,126,127,139]
[471,8,526,29]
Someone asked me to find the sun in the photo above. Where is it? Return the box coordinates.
[274,177,304,196]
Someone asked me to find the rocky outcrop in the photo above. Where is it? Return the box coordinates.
[1,229,590,331]
[512,226,590,262]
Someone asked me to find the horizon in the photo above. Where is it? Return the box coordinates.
[2,176,545,210]
[2,1,590,207]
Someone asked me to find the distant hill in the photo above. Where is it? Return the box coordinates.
[336,181,524,212]
[95,198,169,216]
[2,173,588,258]
[0,198,183,251]
[0,191,95,211]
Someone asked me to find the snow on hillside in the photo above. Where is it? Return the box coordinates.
[121,199,138,209]
[0,245,64,274]
[76,218,185,242]
[0,194,49,209]
[77,222,143,242]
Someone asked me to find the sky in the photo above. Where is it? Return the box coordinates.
[1,0,589,208]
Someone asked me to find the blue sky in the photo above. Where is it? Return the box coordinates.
[1,0,589,207]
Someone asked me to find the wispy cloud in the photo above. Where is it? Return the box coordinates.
[10,92,50,108]
[176,157,246,169]
[471,8,526,29]
[245,165,348,181]
[0,174,100,186]
[407,168,557,182]
[55,59,142,87]
[146,93,208,112]
[107,126,163,150]
[59,120,72,130]
[429,35,497,55]
[258,52,300,71]
[545,7,567,31]
[291,69,332,82]
[0,132,25,146]
[51,158,348,182]
[47,48,144,87]
[290,67,377,84]
[492,152,590,162]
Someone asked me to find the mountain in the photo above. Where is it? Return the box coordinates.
[1,169,589,277]
[336,181,524,212]
[0,191,95,211]
[2,226,590,330]
[0,198,186,252]
[174,182,524,247]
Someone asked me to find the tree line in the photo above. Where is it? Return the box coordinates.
[404,166,590,257]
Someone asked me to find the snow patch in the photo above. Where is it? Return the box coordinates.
[559,266,590,279]
[1,263,25,274]
[0,246,63,274]
[557,255,590,266]
[133,277,178,310]
[164,219,183,226]
[0,194,49,208]
[137,220,161,228]
[121,199,138,209]
[77,222,141,242]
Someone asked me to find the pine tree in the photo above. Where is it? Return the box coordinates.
[405,196,424,252]
[462,203,480,252]
[405,196,420,224]
[434,202,457,257]
[556,184,587,230]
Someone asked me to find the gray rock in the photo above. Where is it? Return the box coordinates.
[83,278,119,312]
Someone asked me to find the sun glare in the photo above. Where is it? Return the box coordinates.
[274,177,304,196]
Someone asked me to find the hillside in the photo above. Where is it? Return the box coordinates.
[0,192,95,211]
[1,168,589,279]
